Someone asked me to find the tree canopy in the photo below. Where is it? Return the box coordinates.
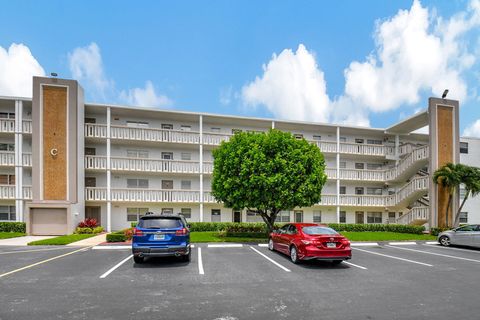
[211,129,327,231]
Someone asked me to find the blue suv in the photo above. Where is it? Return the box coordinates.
[132,213,191,264]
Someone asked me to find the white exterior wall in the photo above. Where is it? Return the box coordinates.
[460,137,480,224]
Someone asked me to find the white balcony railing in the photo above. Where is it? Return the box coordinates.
[385,176,429,207]
[202,133,232,145]
[384,146,429,181]
[396,206,429,225]
[203,191,216,203]
[318,194,386,207]
[0,119,15,133]
[0,185,15,199]
[22,120,32,134]
[0,152,15,166]
[22,153,32,166]
[85,124,107,138]
[203,161,214,174]
[111,126,200,144]
[85,188,201,203]
[84,155,107,170]
[23,186,32,199]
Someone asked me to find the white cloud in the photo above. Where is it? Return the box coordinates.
[242,44,330,123]
[0,43,45,97]
[463,119,480,137]
[68,42,112,100]
[119,81,172,108]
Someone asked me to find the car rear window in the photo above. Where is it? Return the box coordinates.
[302,226,338,235]
[138,218,182,229]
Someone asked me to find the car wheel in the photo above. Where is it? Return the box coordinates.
[439,235,451,247]
[290,246,299,264]
[268,238,274,251]
[181,250,191,262]
[331,260,343,265]
[133,255,144,264]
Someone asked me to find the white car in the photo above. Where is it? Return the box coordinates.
[437,225,480,248]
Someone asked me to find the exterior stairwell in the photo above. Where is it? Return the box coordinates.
[396,206,429,226]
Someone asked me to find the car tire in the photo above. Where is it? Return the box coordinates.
[290,246,299,264]
[133,255,144,264]
[331,260,343,265]
[439,235,451,247]
[268,238,274,251]
[181,251,191,262]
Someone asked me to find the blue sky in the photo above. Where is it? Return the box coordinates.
[1,0,480,135]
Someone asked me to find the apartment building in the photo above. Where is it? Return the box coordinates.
[0,76,476,235]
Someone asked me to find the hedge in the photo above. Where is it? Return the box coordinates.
[0,222,26,233]
[189,222,283,232]
[224,232,269,238]
[106,233,126,242]
[430,227,451,236]
[327,223,425,234]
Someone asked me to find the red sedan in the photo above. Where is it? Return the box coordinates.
[268,223,351,264]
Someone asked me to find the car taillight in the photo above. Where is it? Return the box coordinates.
[341,239,350,246]
[176,228,188,236]
[134,228,143,236]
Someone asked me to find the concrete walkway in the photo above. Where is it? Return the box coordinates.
[0,236,54,246]
[67,233,107,247]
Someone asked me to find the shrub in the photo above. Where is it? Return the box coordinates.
[93,226,104,234]
[75,227,93,234]
[106,233,126,242]
[124,228,134,240]
[78,218,98,228]
[131,222,138,228]
[430,227,451,236]
[224,232,269,238]
[0,222,26,233]
[327,223,425,234]
[188,222,284,232]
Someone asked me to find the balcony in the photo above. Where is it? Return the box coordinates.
[85,188,201,203]
[0,185,15,199]
[85,155,201,174]
[202,132,232,145]
[85,124,107,138]
[325,168,385,181]
[396,206,429,225]
[0,119,15,133]
[318,194,386,207]
[23,186,32,199]
[111,125,200,144]
[22,120,32,134]
[0,152,32,167]
[310,141,395,157]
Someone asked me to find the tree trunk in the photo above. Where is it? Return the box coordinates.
[453,190,470,228]
[445,194,452,227]
[257,209,280,233]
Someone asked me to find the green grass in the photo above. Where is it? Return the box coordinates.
[28,234,97,245]
[190,231,267,243]
[340,232,436,241]
[190,231,436,243]
[0,232,26,239]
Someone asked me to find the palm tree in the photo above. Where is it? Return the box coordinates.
[433,163,462,227]
[453,165,480,227]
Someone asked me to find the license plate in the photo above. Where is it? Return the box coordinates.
[326,242,336,248]
[153,234,165,240]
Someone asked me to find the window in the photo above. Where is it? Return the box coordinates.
[181,208,192,219]
[339,161,347,169]
[367,212,382,223]
[0,143,14,151]
[211,127,221,133]
[367,188,382,195]
[84,118,96,124]
[232,129,242,134]
[460,142,468,154]
[0,112,15,119]
[0,206,15,221]
[181,153,191,161]
[180,125,191,131]
[367,163,382,170]
[276,211,290,222]
[161,180,173,189]
[355,163,365,170]
[459,212,468,223]
[181,180,191,190]
[339,137,347,142]
[388,212,396,223]
[355,187,364,195]
[161,152,173,160]
[294,210,303,222]
[313,135,322,141]
[211,209,221,222]
[367,139,382,145]
[161,124,173,130]
[127,149,149,158]
[0,174,15,185]
[339,186,346,194]
[293,134,304,140]
[127,208,148,222]
[339,211,346,223]
[246,210,263,222]
[84,147,96,156]
[85,177,96,187]
[355,138,364,144]
[460,186,466,199]
[127,121,149,128]
[127,179,149,188]
[313,210,322,223]
[162,208,174,215]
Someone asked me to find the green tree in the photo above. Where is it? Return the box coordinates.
[432,163,463,227]
[453,165,480,227]
[211,129,327,232]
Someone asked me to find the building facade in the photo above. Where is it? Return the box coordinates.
[0,76,477,234]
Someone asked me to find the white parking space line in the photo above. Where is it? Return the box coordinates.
[198,247,205,275]
[353,248,433,267]
[92,246,130,250]
[99,255,133,279]
[426,241,439,245]
[342,261,368,270]
[0,247,74,255]
[424,244,480,254]
[249,246,291,272]
[258,244,268,247]
[350,242,379,247]
[388,242,417,246]
[207,244,243,248]
[385,245,480,263]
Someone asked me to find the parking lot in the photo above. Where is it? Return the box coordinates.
[1,242,480,320]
